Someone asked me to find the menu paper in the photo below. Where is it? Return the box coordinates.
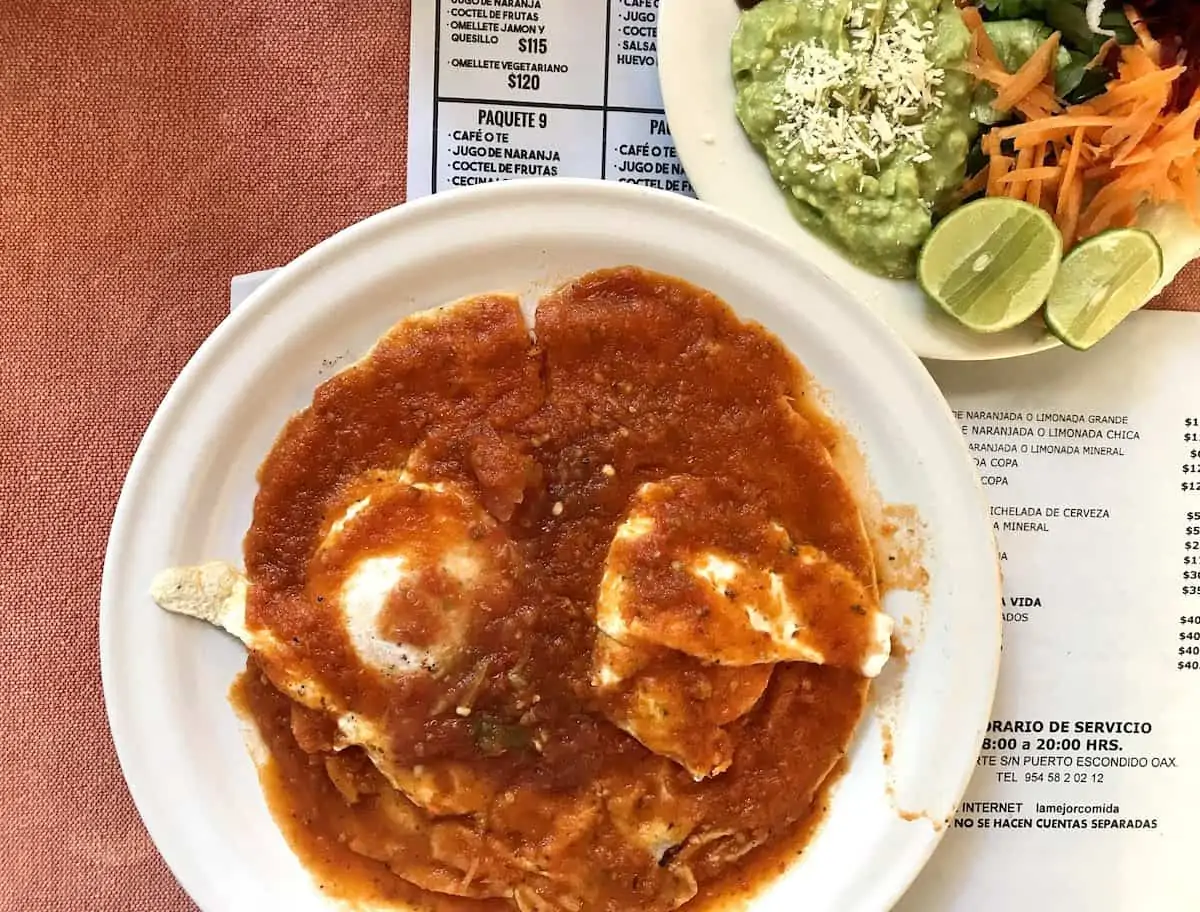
[222,3,1200,906]
[898,316,1200,910]
[405,0,693,197]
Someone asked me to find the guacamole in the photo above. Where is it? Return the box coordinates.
[732,0,978,279]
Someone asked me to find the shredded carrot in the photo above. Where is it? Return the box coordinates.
[1026,142,1050,207]
[1118,160,1171,193]
[1059,129,1085,195]
[1113,147,1155,166]
[1153,97,1200,146]
[997,117,1119,144]
[994,32,1061,112]
[986,154,1015,197]
[1079,180,1131,234]
[1055,128,1086,240]
[996,166,1060,185]
[1087,38,1118,71]
[1153,139,1200,166]
[1014,102,1047,122]
[1109,102,1165,160]
[966,60,1012,87]
[1089,66,1183,114]
[1038,184,1059,217]
[1150,171,1178,202]
[961,7,1002,70]
[959,4,1200,249]
[1124,5,1161,62]
[981,129,1004,157]
[1018,84,1064,119]
[962,167,990,198]
[1119,42,1159,80]
[1026,85,1061,109]
[1177,159,1200,219]
[1059,178,1085,248]
[1114,203,1140,227]
[1002,146,1034,199]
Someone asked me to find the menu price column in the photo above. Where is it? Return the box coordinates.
[415,0,693,197]
[432,0,608,191]
[1182,417,1200,671]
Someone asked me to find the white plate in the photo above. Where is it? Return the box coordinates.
[657,0,1059,362]
[101,179,1001,912]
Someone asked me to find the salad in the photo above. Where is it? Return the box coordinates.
[959,3,1198,248]
[731,0,1200,348]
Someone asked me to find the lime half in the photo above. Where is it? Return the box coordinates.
[1045,228,1163,351]
[919,198,1063,333]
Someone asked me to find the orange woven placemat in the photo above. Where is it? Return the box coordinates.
[0,2,408,908]
[0,2,1195,910]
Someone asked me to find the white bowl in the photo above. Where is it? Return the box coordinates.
[657,0,1060,361]
[101,179,1001,912]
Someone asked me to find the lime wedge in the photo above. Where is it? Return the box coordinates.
[1044,228,1163,351]
[918,198,1063,333]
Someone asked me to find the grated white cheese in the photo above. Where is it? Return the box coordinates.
[771,1,946,170]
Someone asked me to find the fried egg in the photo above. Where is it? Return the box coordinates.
[591,631,773,779]
[590,478,892,778]
[595,481,892,675]
[151,473,513,783]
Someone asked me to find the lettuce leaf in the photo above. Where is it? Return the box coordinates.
[981,0,1135,55]
[983,19,1073,74]
[972,20,1078,122]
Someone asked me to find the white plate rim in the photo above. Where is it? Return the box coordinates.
[100,177,1002,912]
[656,0,1062,362]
